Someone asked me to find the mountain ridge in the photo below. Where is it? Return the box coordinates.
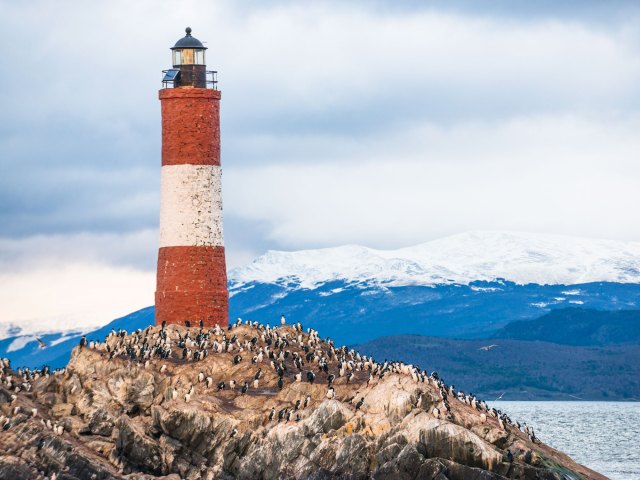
[492,307,640,346]
[230,231,640,290]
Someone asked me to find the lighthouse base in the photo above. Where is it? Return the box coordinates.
[155,246,229,327]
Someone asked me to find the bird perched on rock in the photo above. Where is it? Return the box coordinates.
[355,398,364,411]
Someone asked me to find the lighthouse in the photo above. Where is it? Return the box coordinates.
[155,28,229,328]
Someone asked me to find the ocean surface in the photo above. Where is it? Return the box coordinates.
[495,402,640,480]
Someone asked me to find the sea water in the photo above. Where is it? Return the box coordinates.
[495,402,640,480]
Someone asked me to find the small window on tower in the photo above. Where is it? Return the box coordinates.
[173,50,182,66]
[195,50,205,65]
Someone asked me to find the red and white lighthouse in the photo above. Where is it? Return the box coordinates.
[155,28,229,328]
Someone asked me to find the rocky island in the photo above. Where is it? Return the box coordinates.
[0,320,605,479]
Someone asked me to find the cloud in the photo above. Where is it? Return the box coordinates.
[1,2,639,241]
[226,114,640,248]
[0,262,155,334]
[0,231,158,271]
[0,229,252,272]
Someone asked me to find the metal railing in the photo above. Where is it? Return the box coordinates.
[161,70,218,89]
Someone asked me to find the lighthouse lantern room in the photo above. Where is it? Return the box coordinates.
[155,28,229,328]
[162,27,217,89]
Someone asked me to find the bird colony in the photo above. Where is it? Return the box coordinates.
[0,319,604,479]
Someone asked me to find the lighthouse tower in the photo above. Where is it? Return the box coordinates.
[155,28,229,328]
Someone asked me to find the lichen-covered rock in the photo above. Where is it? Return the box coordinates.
[0,323,606,480]
[79,408,115,437]
[117,415,165,475]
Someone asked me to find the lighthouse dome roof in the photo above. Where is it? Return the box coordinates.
[172,27,207,50]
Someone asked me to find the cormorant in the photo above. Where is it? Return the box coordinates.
[307,371,315,384]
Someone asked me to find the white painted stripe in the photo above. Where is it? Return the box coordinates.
[159,164,224,247]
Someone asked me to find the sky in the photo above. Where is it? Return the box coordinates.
[1,0,639,333]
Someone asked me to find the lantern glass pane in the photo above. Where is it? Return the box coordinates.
[173,50,181,66]
[195,50,205,65]
[181,48,195,64]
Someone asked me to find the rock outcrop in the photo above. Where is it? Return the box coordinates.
[0,322,606,479]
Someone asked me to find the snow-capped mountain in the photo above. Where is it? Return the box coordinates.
[229,231,640,290]
[225,231,640,344]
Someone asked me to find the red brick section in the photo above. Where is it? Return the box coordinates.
[159,88,221,167]
[155,246,229,327]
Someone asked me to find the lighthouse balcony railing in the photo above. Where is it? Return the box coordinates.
[161,70,218,89]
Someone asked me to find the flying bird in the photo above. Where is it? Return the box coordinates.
[479,344,499,351]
